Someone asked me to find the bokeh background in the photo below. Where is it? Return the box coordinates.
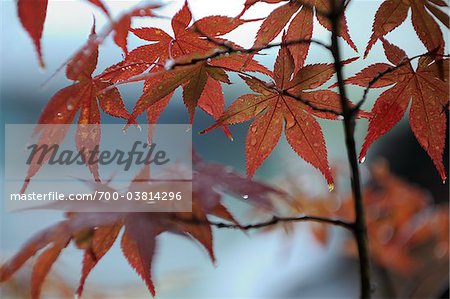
[1,0,448,298]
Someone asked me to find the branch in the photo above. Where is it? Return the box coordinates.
[168,34,331,69]
[329,0,371,298]
[178,215,354,231]
[352,52,450,113]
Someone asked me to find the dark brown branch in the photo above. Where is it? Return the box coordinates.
[168,36,331,70]
[329,0,371,298]
[178,215,354,231]
[352,52,450,113]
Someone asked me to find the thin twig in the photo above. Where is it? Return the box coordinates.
[169,37,331,69]
[177,215,354,231]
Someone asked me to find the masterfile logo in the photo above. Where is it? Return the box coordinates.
[4,124,192,212]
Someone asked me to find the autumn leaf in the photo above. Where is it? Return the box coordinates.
[346,38,449,181]
[17,0,48,68]
[239,0,357,73]
[202,36,362,186]
[364,0,449,58]
[22,23,130,193]
[104,1,270,135]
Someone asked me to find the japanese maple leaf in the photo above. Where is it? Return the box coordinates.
[202,37,362,187]
[1,156,283,298]
[100,1,271,132]
[16,0,112,67]
[22,23,130,193]
[364,0,449,58]
[345,38,449,181]
[238,0,357,73]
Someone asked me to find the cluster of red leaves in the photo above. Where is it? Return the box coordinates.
[201,35,365,186]
[1,156,283,298]
[18,0,448,189]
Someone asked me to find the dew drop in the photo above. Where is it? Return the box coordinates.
[158,85,163,90]
[360,156,366,164]
[207,58,212,62]
[67,104,74,111]
[164,59,175,70]
[57,112,63,119]
[242,194,249,199]
[251,126,257,133]
[250,138,257,146]
[337,115,344,120]
[328,183,334,192]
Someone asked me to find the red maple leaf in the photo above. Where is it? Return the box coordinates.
[22,22,130,193]
[345,38,449,181]
[364,0,449,57]
[238,0,357,73]
[17,0,48,68]
[99,1,271,136]
[202,35,364,187]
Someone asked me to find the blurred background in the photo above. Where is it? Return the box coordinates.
[1,0,448,298]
